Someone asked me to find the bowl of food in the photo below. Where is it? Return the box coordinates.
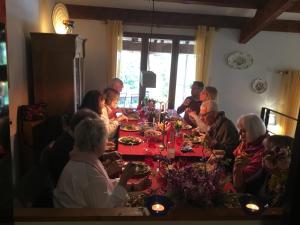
[120,124,140,132]
[118,136,142,145]
[144,129,162,141]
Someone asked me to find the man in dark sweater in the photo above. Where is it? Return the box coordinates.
[177,81,204,127]
[200,100,239,162]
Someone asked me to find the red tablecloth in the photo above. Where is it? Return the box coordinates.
[118,123,208,158]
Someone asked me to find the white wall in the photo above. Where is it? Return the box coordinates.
[209,28,300,123]
[6,0,56,179]
[72,19,108,93]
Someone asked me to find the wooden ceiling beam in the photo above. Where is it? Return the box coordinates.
[239,0,299,43]
[66,4,246,28]
[156,0,300,13]
[155,0,263,9]
[67,4,300,34]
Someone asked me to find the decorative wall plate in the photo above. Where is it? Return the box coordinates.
[251,78,268,94]
[227,52,253,69]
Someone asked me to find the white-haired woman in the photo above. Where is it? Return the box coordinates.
[233,113,267,192]
[53,118,150,208]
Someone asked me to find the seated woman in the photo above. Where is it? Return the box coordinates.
[102,88,128,139]
[233,113,267,193]
[53,118,150,208]
[49,109,120,186]
[260,135,293,206]
[80,90,104,116]
[189,86,218,132]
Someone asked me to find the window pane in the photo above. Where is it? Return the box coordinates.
[147,38,172,104]
[174,40,196,110]
[119,37,142,108]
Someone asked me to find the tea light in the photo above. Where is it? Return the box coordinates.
[246,203,260,212]
[151,203,165,212]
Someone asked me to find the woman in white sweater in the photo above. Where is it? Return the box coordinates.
[53,118,149,208]
[102,88,128,139]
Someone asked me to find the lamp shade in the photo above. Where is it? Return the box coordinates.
[141,70,156,88]
[52,3,69,34]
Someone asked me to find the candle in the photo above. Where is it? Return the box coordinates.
[153,117,155,124]
[246,203,260,212]
[151,203,165,212]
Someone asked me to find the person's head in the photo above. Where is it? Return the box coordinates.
[110,78,124,93]
[262,135,293,172]
[80,90,104,115]
[199,100,218,126]
[200,86,218,102]
[104,88,120,109]
[191,81,204,98]
[74,118,108,156]
[237,113,266,144]
[69,109,99,132]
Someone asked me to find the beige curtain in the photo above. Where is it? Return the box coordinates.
[277,70,300,137]
[194,26,215,85]
[106,20,123,84]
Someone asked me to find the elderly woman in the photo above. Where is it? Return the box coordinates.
[54,118,150,208]
[102,88,128,139]
[233,113,267,192]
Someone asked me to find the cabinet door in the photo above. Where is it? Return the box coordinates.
[32,50,75,116]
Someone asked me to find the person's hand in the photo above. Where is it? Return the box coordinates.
[102,151,121,161]
[133,178,152,191]
[234,155,250,168]
[188,111,198,120]
[117,114,128,122]
[105,141,116,151]
[204,135,218,148]
[183,98,191,107]
[119,163,137,185]
[105,160,123,178]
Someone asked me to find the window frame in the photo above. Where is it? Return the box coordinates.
[122,32,195,109]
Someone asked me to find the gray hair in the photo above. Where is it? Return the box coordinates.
[74,118,107,153]
[111,78,123,86]
[201,100,218,112]
[237,113,266,143]
[204,86,218,101]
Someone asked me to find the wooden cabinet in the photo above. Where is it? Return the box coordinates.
[30,33,86,116]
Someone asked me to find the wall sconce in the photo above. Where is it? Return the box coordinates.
[52,3,74,34]
[145,195,173,216]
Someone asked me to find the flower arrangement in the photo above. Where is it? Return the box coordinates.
[174,120,183,132]
[165,162,224,207]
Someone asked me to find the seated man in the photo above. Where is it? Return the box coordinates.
[200,100,239,161]
[177,81,204,127]
[189,86,218,132]
[109,78,124,93]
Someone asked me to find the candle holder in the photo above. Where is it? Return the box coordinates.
[239,194,268,215]
[145,195,173,216]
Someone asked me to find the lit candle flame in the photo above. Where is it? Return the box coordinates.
[151,203,165,212]
[246,203,260,211]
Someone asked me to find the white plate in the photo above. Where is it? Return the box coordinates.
[227,52,253,69]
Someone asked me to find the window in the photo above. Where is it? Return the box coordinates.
[174,40,196,109]
[119,33,196,109]
[119,37,142,108]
